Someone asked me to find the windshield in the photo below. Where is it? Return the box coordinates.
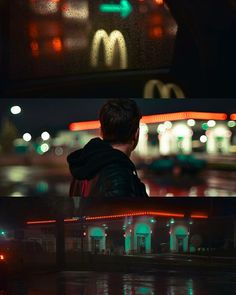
[9,0,177,79]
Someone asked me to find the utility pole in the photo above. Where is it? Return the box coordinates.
[56,215,65,270]
[208,198,213,262]
[55,197,66,270]
[80,217,85,254]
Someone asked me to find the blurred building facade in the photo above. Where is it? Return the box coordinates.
[9,213,234,256]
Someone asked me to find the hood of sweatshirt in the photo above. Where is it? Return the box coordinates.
[67,137,136,180]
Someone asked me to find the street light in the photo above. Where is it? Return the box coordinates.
[10,106,21,115]
[200,135,207,143]
[228,121,236,128]
[40,143,50,153]
[41,131,50,141]
[207,120,216,128]
[187,119,196,127]
[23,133,32,142]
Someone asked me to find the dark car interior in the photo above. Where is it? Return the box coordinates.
[1,0,236,98]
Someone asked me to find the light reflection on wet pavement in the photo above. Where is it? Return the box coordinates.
[3,271,236,295]
[144,170,236,197]
[1,166,236,197]
[0,166,236,197]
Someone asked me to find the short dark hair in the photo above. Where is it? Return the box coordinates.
[99,99,142,144]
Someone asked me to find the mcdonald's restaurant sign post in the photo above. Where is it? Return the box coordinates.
[99,0,133,19]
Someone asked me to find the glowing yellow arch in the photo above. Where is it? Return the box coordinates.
[144,79,186,99]
[90,29,128,69]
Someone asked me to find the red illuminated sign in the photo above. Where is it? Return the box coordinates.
[230,114,236,120]
[69,112,227,131]
[26,220,56,225]
[190,214,208,219]
[26,212,208,225]
[69,120,100,131]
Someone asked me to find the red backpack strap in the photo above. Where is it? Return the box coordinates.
[69,178,89,197]
[81,179,89,197]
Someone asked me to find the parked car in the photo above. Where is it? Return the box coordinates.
[149,154,207,175]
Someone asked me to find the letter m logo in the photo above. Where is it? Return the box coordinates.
[90,30,128,69]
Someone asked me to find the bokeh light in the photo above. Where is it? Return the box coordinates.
[23,133,32,142]
[228,121,236,128]
[41,131,50,141]
[200,135,207,143]
[207,120,216,128]
[10,106,21,115]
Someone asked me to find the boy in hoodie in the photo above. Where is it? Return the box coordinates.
[67,99,148,198]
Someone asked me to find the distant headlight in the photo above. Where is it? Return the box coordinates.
[0,255,5,261]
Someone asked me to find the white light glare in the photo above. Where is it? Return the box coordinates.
[23,133,32,142]
[157,124,165,134]
[200,135,207,143]
[228,121,236,128]
[187,119,195,127]
[10,106,21,115]
[207,120,216,128]
[164,121,172,129]
[41,143,50,153]
[41,131,50,141]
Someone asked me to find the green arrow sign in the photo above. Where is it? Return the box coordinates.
[99,0,133,19]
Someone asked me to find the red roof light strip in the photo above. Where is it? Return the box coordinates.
[85,211,185,220]
[147,211,184,217]
[64,218,79,222]
[26,220,56,225]
[26,212,208,224]
[190,214,208,219]
[138,112,226,123]
[230,114,236,120]
[69,112,227,131]
[69,120,100,131]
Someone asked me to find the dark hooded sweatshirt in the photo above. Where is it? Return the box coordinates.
[67,138,148,198]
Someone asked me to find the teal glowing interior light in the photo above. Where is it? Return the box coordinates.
[170,218,175,224]
[135,223,151,252]
[136,287,152,295]
[187,279,194,295]
[35,144,44,155]
[125,233,131,253]
[36,181,49,193]
[202,123,209,131]
[90,227,104,237]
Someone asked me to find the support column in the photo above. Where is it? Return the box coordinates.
[130,218,135,254]
[56,216,65,270]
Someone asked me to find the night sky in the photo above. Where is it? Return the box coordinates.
[1,99,236,136]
